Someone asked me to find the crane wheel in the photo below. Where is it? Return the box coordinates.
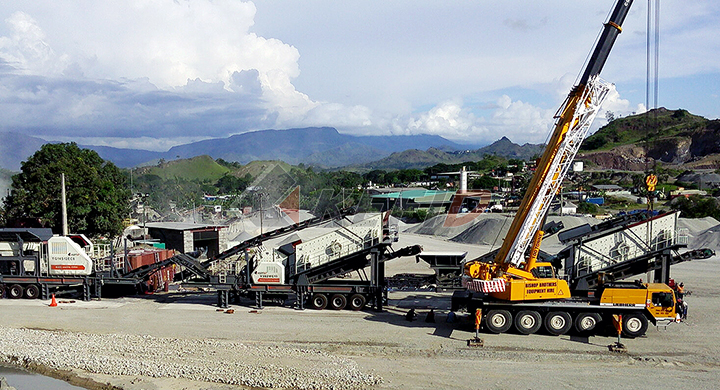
[485,310,512,334]
[544,311,572,335]
[329,294,347,310]
[574,312,601,333]
[514,310,542,335]
[622,313,648,338]
[8,284,24,299]
[24,284,40,299]
[309,294,328,310]
[348,294,366,311]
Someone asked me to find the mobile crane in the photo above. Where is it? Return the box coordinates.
[457,0,686,337]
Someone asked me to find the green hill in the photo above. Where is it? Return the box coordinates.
[578,108,720,169]
[581,108,708,151]
[142,155,230,182]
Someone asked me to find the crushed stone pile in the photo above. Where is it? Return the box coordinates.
[406,213,720,255]
[404,213,489,238]
[0,327,381,390]
[679,217,720,251]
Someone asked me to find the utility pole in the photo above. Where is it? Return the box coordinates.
[61,173,68,236]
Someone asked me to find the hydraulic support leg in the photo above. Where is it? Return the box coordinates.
[217,290,229,308]
[41,284,49,300]
[295,290,305,310]
[82,279,91,301]
[370,249,385,312]
[94,279,102,299]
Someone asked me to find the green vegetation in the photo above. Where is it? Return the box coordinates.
[582,108,708,151]
[671,195,720,220]
[142,155,230,181]
[577,201,601,215]
[2,143,130,237]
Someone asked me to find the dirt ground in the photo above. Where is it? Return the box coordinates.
[1,232,720,389]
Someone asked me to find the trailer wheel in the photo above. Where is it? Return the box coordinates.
[329,294,347,310]
[574,312,601,333]
[544,311,572,335]
[622,313,648,338]
[514,310,542,335]
[309,294,328,310]
[8,284,24,299]
[348,294,366,311]
[24,284,40,299]
[485,310,512,334]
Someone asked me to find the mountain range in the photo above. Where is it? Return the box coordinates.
[7,108,714,175]
[0,127,468,171]
[3,126,544,172]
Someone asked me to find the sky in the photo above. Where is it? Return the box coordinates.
[0,0,718,151]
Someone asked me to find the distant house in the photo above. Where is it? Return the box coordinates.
[551,201,577,215]
[677,172,720,189]
[591,184,630,197]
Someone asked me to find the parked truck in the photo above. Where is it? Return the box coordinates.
[452,0,714,337]
[0,228,144,299]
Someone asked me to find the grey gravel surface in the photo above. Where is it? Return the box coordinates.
[0,327,379,389]
[0,217,719,389]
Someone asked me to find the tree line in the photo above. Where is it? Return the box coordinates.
[3,143,716,239]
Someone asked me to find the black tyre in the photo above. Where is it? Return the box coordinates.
[329,294,347,310]
[544,311,572,335]
[485,310,512,334]
[514,310,542,335]
[622,313,648,338]
[309,294,328,310]
[348,294,366,311]
[8,284,24,299]
[574,312,601,334]
[24,284,40,299]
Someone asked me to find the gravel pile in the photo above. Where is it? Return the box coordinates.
[0,327,380,389]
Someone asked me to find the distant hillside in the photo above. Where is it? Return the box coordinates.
[164,127,462,167]
[234,160,294,178]
[579,108,720,170]
[357,136,545,170]
[88,145,161,168]
[0,127,463,170]
[136,155,230,182]
[0,132,47,171]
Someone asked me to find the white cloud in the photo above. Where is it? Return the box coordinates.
[0,12,68,75]
[0,1,316,133]
[0,0,717,152]
[406,99,481,140]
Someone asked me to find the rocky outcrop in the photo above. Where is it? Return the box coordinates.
[580,122,720,170]
[578,145,649,171]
